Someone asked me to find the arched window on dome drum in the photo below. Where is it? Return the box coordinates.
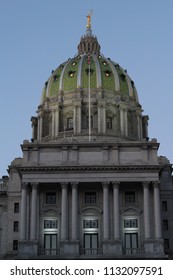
[67,118,73,130]
[106,117,112,129]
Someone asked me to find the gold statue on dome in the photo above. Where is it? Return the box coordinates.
[86,10,93,28]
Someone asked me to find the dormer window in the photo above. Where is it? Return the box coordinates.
[72,61,77,66]
[53,75,59,81]
[102,61,107,66]
[104,70,111,77]
[68,71,76,77]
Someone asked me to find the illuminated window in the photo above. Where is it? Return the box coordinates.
[72,61,77,66]
[124,219,138,228]
[44,220,58,229]
[85,192,96,204]
[46,192,56,204]
[68,71,76,77]
[83,220,98,228]
[104,70,111,77]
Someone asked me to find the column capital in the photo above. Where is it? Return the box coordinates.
[21,182,29,189]
[30,182,39,189]
[61,182,68,189]
[71,182,78,188]
[152,181,160,188]
[102,182,110,188]
[142,181,150,188]
[112,181,120,188]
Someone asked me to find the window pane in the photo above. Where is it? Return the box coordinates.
[85,192,96,203]
[46,192,56,204]
[14,203,19,213]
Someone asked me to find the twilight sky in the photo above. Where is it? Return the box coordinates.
[0,0,173,176]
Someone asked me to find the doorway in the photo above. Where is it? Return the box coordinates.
[84,233,98,255]
[44,234,57,255]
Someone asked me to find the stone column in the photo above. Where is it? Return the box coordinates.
[103,106,106,133]
[20,183,28,240]
[113,182,120,239]
[61,183,68,240]
[124,110,128,137]
[98,106,101,133]
[51,109,55,137]
[102,182,110,240]
[153,181,162,239]
[143,181,151,239]
[30,183,38,241]
[120,108,124,136]
[77,105,81,133]
[38,114,43,141]
[73,106,77,134]
[55,107,59,137]
[71,182,78,240]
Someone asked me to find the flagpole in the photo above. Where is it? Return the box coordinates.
[88,54,91,142]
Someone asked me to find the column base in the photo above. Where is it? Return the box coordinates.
[103,239,122,257]
[144,239,164,256]
[18,241,38,258]
[60,240,79,258]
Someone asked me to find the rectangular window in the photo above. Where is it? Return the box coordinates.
[13,221,19,232]
[163,220,168,230]
[162,201,167,212]
[106,117,112,129]
[124,219,138,228]
[44,220,58,229]
[14,202,19,213]
[67,118,73,130]
[85,192,96,204]
[125,192,135,204]
[83,220,98,228]
[46,192,56,204]
[13,240,18,251]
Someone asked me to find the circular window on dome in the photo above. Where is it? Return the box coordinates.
[68,71,76,77]
[104,70,112,77]
[72,61,77,66]
[102,61,107,66]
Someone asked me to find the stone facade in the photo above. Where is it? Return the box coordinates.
[0,18,173,259]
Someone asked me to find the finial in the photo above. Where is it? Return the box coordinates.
[86,10,93,29]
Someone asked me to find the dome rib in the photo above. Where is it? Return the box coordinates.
[59,60,71,91]
[92,54,102,88]
[105,58,120,91]
[77,55,85,88]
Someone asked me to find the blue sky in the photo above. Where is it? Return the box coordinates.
[0,0,173,176]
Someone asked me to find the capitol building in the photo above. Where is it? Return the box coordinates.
[0,15,173,259]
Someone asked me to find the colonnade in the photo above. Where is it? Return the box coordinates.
[20,181,162,246]
[34,102,143,141]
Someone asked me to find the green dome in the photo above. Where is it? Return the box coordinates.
[34,22,145,144]
[41,28,139,105]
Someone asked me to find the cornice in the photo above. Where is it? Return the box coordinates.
[17,164,161,174]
